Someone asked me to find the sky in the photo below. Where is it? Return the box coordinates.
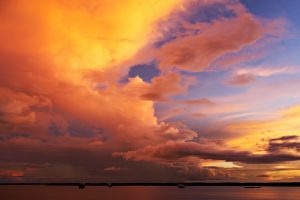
[1,0,300,182]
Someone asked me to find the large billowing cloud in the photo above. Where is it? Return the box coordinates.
[0,0,296,182]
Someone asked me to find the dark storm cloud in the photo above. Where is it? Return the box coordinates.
[117,141,300,164]
[267,135,300,153]
[269,135,299,142]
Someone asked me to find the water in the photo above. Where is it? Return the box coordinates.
[1,186,300,200]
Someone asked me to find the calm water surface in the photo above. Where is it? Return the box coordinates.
[1,186,300,200]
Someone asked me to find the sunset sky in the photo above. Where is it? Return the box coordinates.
[1,0,300,182]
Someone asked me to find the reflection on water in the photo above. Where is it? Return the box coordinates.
[1,186,300,200]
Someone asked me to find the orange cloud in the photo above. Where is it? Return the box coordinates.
[0,87,51,125]
[0,0,183,72]
[0,0,188,145]
[141,72,196,101]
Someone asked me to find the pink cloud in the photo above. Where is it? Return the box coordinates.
[157,14,264,72]
[178,98,215,105]
[226,65,297,85]
[226,74,256,85]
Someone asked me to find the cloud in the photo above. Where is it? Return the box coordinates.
[0,0,184,72]
[270,135,299,142]
[191,112,206,118]
[235,66,297,77]
[156,122,197,142]
[267,135,300,153]
[178,98,215,105]
[263,170,300,181]
[155,11,284,72]
[226,104,300,149]
[226,74,256,85]
[226,66,298,85]
[256,174,270,178]
[212,48,267,69]
[177,165,233,181]
[0,87,52,125]
[116,140,300,165]
[0,0,194,181]
[140,72,196,101]
[0,0,293,182]
[157,14,262,71]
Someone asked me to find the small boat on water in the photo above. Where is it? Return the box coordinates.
[244,186,261,189]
